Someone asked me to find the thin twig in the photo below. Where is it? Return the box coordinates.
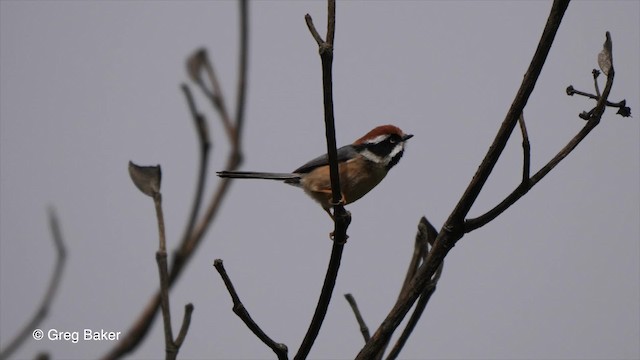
[344,294,370,342]
[102,4,250,358]
[214,260,288,360]
[565,86,627,109]
[377,217,438,360]
[179,84,211,247]
[592,69,601,98]
[399,217,435,300]
[156,250,176,360]
[233,0,249,161]
[153,192,192,360]
[174,303,194,348]
[356,1,571,358]
[518,112,531,182]
[304,15,323,46]
[0,209,67,360]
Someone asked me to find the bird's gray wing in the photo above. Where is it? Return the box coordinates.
[292,144,359,174]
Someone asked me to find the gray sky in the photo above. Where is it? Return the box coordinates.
[1,1,638,359]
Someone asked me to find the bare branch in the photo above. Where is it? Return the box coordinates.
[234,0,249,156]
[102,4,250,358]
[377,218,438,359]
[518,113,531,182]
[127,168,192,360]
[0,209,67,360]
[214,260,288,360]
[325,0,336,45]
[386,263,443,360]
[179,84,211,246]
[399,217,434,300]
[304,14,323,46]
[295,2,349,359]
[174,303,194,348]
[295,241,345,360]
[356,1,572,358]
[344,294,371,343]
[465,33,617,232]
[156,250,176,360]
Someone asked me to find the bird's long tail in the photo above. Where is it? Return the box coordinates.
[217,171,301,183]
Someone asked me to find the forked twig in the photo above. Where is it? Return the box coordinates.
[465,46,619,232]
[214,260,288,360]
[0,209,67,360]
[102,2,249,358]
[128,162,194,360]
[356,1,572,358]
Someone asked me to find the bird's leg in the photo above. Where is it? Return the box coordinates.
[326,193,349,243]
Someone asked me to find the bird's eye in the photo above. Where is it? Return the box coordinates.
[388,137,397,144]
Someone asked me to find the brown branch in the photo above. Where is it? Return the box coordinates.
[174,303,194,348]
[148,182,192,360]
[102,3,249,358]
[356,1,571,358]
[214,260,288,360]
[344,294,370,342]
[518,113,531,182]
[295,2,348,359]
[304,15,323,46]
[376,217,438,359]
[386,263,443,360]
[0,209,67,360]
[466,44,616,232]
[179,84,211,247]
[399,217,436,300]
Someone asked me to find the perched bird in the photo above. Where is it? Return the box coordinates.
[217,125,413,218]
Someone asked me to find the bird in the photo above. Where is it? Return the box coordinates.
[217,125,413,218]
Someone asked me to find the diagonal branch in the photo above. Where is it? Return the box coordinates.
[214,260,288,360]
[385,262,443,360]
[466,50,616,232]
[344,294,370,343]
[0,208,67,360]
[356,1,571,358]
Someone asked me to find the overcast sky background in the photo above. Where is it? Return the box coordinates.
[1,1,638,359]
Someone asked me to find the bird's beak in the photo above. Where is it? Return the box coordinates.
[403,133,414,141]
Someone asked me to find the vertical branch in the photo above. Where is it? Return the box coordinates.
[296,1,348,359]
[179,84,211,247]
[518,113,531,182]
[234,0,249,156]
[128,163,193,360]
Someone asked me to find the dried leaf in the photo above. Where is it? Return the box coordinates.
[597,31,612,76]
[186,48,209,84]
[128,161,162,197]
